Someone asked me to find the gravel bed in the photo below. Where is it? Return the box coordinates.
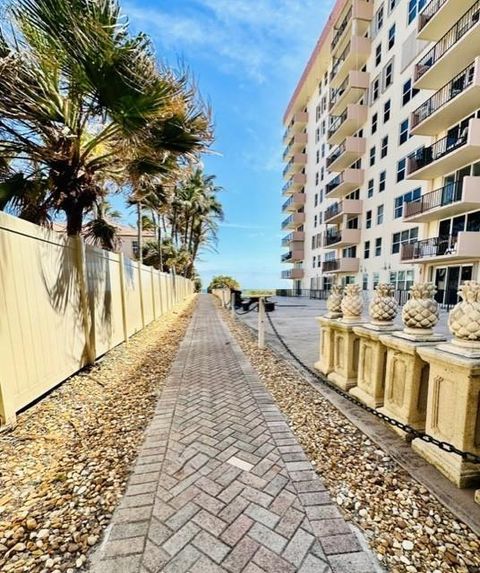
[223,307,480,573]
[0,296,197,573]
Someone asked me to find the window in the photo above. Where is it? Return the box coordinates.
[316,105,321,121]
[399,119,409,145]
[379,170,386,192]
[373,272,380,289]
[388,24,396,50]
[392,228,419,254]
[362,273,369,291]
[375,44,382,67]
[381,136,388,158]
[368,178,374,198]
[377,205,384,225]
[364,241,370,259]
[321,167,324,181]
[394,188,421,218]
[408,0,427,24]
[374,4,384,33]
[397,158,406,182]
[318,211,323,224]
[132,240,139,257]
[321,144,325,158]
[366,210,372,229]
[402,79,419,105]
[384,60,394,89]
[370,146,376,167]
[390,270,414,291]
[311,236,315,249]
[315,172,319,185]
[315,128,320,143]
[371,113,378,135]
[375,237,382,257]
[313,256,316,268]
[384,99,391,123]
[314,215,318,227]
[316,150,320,163]
[321,120,326,136]
[314,193,318,207]
[371,76,380,103]
[319,189,323,203]
[389,0,398,12]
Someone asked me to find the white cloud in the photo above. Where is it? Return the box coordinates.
[125,0,335,83]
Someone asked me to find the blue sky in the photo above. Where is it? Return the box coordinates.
[119,0,335,289]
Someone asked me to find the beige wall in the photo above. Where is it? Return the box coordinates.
[0,212,194,426]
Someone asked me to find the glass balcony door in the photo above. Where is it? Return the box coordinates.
[434,265,473,306]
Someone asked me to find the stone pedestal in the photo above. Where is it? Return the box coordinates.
[315,316,337,376]
[327,320,364,391]
[349,324,398,408]
[412,344,480,488]
[377,333,445,438]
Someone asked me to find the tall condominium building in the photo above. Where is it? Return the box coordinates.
[281,0,480,306]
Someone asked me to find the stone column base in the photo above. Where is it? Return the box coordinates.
[315,316,337,377]
[327,320,364,392]
[349,324,398,408]
[412,439,480,488]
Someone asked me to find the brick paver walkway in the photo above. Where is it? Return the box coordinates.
[90,295,380,573]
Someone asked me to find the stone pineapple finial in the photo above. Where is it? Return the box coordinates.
[369,283,398,325]
[402,282,439,334]
[341,284,363,323]
[326,284,343,318]
[448,281,480,348]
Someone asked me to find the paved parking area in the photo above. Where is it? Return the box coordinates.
[90,295,380,572]
[236,296,451,368]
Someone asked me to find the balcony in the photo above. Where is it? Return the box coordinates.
[324,199,363,224]
[331,0,373,56]
[403,177,480,222]
[281,212,305,230]
[327,137,366,172]
[401,232,480,263]
[283,111,308,143]
[281,250,304,263]
[329,71,370,116]
[324,227,361,248]
[282,192,306,213]
[414,1,480,89]
[407,118,480,180]
[283,132,308,161]
[322,258,360,274]
[328,104,368,145]
[411,60,480,136]
[282,268,304,280]
[283,153,307,180]
[418,0,479,40]
[330,36,371,89]
[282,173,306,195]
[325,168,364,199]
[282,231,305,247]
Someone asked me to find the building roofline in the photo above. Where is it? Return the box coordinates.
[283,0,348,125]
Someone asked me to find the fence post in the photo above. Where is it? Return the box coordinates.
[158,271,164,317]
[258,297,265,349]
[151,268,156,320]
[118,252,129,343]
[138,261,145,328]
[75,236,96,364]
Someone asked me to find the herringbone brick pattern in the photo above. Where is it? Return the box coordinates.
[90,296,379,573]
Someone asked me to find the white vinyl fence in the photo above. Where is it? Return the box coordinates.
[0,212,194,425]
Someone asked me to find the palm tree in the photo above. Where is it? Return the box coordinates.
[0,0,212,236]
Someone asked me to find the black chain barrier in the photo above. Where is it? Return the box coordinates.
[263,311,480,465]
[234,303,259,316]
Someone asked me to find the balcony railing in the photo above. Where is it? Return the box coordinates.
[408,127,469,174]
[281,252,294,263]
[411,62,476,129]
[404,181,462,218]
[324,202,343,221]
[282,158,294,178]
[324,229,343,246]
[401,235,458,260]
[326,141,346,168]
[281,192,304,211]
[330,77,348,109]
[322,259,341,273]
[331,7,352,50]
[328,110,347,139]
[330,42,350,81]
[418,0,448,33]
[326,173,347,195]
[415,1,480,83]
